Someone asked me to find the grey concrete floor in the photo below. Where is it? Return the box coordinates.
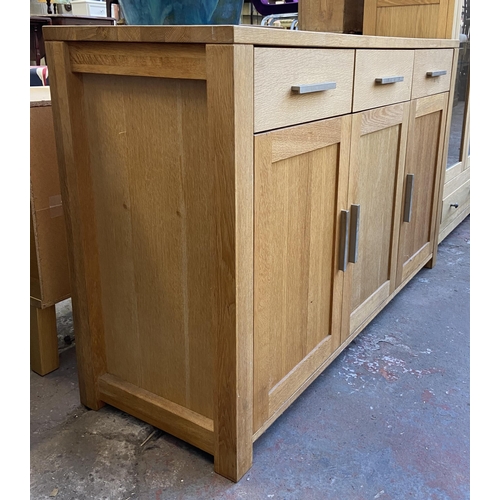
[30,217,470,500]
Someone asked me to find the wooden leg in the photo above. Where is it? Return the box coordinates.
[45,42,107,410]
[207,44,254,482]
[30,305,59,376]
[425,255,437,269]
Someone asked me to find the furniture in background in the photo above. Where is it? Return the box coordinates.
[251,0,298,27]
[345,0,471,242]
[438,0,470,241]
[44,24,458,481]
[362,0,457,39]
[241,0,261,25]
[30,14,116,65]
[298,0,463,38]
[71,0,108,17]
[30,89,72,376]
[44,0,103,16]
[106,0,119,18]
[31,16,52,65]
[301,0,471,245]
[298,0,364,34]
[30,11,117,377]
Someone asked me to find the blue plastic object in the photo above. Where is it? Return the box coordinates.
[117,0,244,25]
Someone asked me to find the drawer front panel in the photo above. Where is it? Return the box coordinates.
[254,48,355,133]
[441,179,470,227]
[353,49,414,112]
[412,49,454,99]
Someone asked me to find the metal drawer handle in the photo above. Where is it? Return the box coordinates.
[348,204,360,264]
[291,82,337,94]
[426,70,447,77]
[339,210,350,272]
[403,174,415,223]
[375,76,404,85]
[450,203,459,208]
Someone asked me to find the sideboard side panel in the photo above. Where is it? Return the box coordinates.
[45,41,107,410]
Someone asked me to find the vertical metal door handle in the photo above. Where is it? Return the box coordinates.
[339,210,350,272]
[348,204,360,264]
[403,174,415,223]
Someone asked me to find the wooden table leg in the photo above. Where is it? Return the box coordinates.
[30,304,59,376]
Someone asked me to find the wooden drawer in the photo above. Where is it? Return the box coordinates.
[412,49,454,99]
[441,179,470,227]
[254,48,355,133]
[353,50,414,112]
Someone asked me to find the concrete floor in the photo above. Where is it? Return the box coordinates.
[30,217,470,500]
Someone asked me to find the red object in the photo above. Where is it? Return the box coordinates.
[30,66,49,86]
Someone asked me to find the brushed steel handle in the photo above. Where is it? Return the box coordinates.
[426,70,447,77]
[403,174,415,223]
[291,82,337,94]
[339,210,350,272]
[450,203,459,208]
[375,76,404,85]
[348,204,360,264]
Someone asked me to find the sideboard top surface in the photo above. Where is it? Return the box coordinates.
[42,24,459,49]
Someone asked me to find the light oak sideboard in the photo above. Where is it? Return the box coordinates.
[43,25,459,482]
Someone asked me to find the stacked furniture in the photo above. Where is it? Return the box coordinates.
[30,12,117,377]
[31,14,116,65]
[43,24,458,481]
[30,88,71,376]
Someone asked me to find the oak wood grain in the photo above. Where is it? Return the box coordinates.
[397,93,448,284]
[299,0,348,33]
[363,0,455,39]
[253,116,350,433]
[353,49,414,112]
[344,103,409,339]
[43,28,457,483]
[99,374,215,454]
[254,48,354,132]
[206,43,254,483]
[81,73,216,418]
[45,41,107,410]
[411,49,454,99]
[69,42,206,79]
[42,25,459,49]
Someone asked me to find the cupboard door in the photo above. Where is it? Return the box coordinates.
[253,116,351,434]
[397,93,449,285]
[362,0,455,39]
[343,103,409,340]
